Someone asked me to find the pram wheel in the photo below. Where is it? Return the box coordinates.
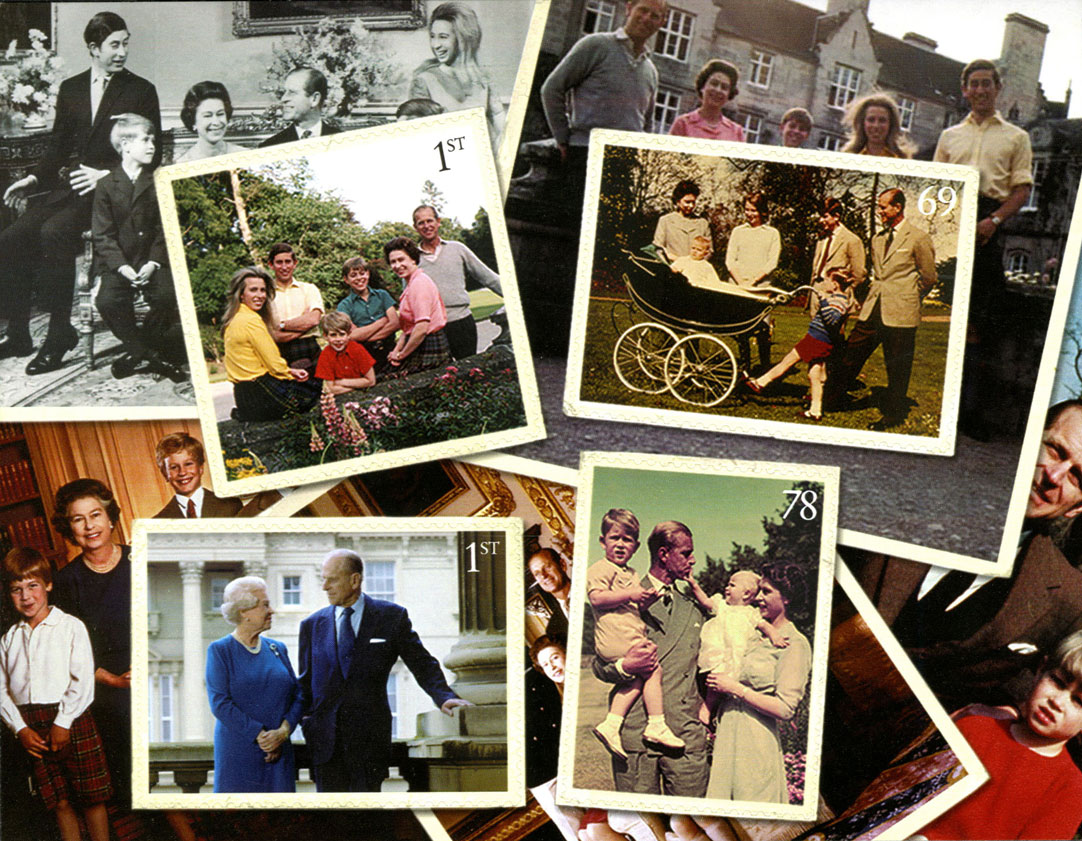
[613,323,677,393]
[664,334,737,407]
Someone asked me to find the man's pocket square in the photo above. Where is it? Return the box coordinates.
[370,638,387,643]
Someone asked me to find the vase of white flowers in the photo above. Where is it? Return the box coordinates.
[0,29,64,131]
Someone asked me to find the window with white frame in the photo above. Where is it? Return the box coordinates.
[748,50,773,89]
[818,134,843,151]
[741,113,763,143]
[210,576,228,610]
[827,64,861,109]
[1022,157,1049,211]
[1007,251,1029,275]
[149,673,176,743]
[654,86,682,134]
[281,575,301,605]
[655,8,694,63]
[365,561,395,602]
[388,674,399,738]
[582,0,617,33]
[898,96,915,132]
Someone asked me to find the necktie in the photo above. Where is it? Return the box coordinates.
[338,606,355,677]
[301,128,312,139]
[884,227,895,255]
[90,74,109,121]
[186,498,197,519]
[815,233,833,280]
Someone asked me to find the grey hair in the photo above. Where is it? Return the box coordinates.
[324,548,364,578]
[220,576,267,625]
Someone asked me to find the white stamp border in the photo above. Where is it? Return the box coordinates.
[129,515,525,809]
[563,129,979,457]
[154,109,545,498]
[556,450,838,821]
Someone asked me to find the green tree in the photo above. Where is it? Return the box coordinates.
[420,179,446,216]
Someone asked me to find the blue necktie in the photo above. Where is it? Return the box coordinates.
[338,606,355,677]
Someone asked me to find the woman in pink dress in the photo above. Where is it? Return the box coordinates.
[383,236,451,374]
[669,59,746,142]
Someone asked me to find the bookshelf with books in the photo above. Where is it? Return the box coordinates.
[0,423,60,564]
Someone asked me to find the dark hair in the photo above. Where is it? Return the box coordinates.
[267,242,295,263]
[342,256,368,276]
[529,634,566,672]
[155,433,205,476]
[694,59,739,101]
[84,12,127,47]
[821,196,843,217]
[647,520,692,562]
[671,179,700,204]
[396,98,445,119]
[879,187,906,210]
[383,236,422,264]
[3,547,53,587]
[52,479,121,544]
[180,81,234,131]
[781,107,813,131]
[961,58,1001,88]
[1046,399,1082,430]
[759,561,809,618]
[290,67,328,108]
[744,191,769,222]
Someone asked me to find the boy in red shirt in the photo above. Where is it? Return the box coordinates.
[918,629,1082,840]
[314,312,376,395]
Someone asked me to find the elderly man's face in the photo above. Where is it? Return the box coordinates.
[624,0,667,43]
[657,530,695,580]
[528,552,566,594]
[1028,406,1082,520]
[321,554,361,607]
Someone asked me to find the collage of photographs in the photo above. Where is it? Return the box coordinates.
[0,0,1081,840]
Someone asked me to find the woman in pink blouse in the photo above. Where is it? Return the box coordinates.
[383,236,451,373]
[669,59,746,142]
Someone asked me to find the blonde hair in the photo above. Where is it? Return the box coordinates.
[1049,630,1082,684]
[320,311,352,335]
[109,113,154,153]
[841,94,914,158]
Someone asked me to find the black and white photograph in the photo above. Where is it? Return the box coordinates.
[131,517,523,808]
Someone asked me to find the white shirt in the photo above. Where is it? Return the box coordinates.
[917,567,993,611]
[0,606,95,733]
[174,485,205,518]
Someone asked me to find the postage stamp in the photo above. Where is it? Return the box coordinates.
[129,516,523,809]
[563,131,978,456]
[155,109,544,498]
[557,451,837,821]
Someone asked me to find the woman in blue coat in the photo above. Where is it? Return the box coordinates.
[206,576,303,792]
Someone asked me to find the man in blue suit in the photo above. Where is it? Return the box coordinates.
[298,548,470,792]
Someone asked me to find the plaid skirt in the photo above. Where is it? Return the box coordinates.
[277,335,321,371]
[19,704,113,810]
[233,373,320,421]
[396,329,451,375]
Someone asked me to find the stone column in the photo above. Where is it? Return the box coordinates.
[410,531,508,792]
[178,561,205,741]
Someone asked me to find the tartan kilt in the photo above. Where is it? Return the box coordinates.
[397,329,451,375]
[277,335,321,370]
[19,704,113,810]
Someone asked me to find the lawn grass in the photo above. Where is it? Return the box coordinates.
[470,288,504,322]
[578,296,950,437]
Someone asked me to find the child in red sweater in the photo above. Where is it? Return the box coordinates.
[315,311,376,395]
[919,630,1082,840]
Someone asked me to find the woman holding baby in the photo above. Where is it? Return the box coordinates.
[705,562,812,803]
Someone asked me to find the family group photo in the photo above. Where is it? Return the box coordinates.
[158,112,543,493]
[566,138,975,452]
[559,454,836,822]
[0,0,541,414]
[131,520,519,806]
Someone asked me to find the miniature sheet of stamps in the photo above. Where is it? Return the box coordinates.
[557,451,837,821]
[155,109,544,498]
[0,0,546,421]
[130,516,523,809]
[564,131,978,456]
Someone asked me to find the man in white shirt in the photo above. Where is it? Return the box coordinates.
[849,399,1082,710]
[266,242,324,379]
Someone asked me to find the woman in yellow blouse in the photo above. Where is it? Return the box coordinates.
[841,93,914,158]
[222,267,319,421]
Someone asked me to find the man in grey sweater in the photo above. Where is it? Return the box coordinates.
[413,204,502,360]
[540,0,667,162]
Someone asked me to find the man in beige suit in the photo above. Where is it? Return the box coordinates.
[810,197,866,288]
[829,188,936,429]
